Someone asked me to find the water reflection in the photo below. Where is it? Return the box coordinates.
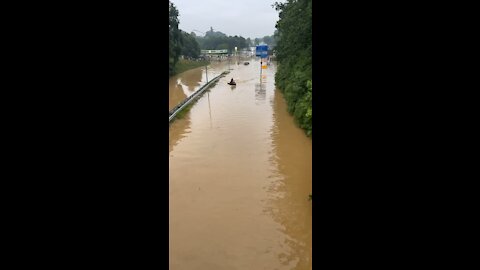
[169,80,187,111]
[265,90,313,269]
[255,75,267,103]
[180,67,203,91]
[169,61,311,269]
[169,114,192,154]
[207,92,213,129]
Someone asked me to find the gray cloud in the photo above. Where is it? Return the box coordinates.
[171,0,284,39]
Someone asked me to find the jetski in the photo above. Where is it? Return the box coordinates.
[227,82,236,85]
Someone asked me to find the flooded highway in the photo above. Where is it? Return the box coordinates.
[169,58,312,269]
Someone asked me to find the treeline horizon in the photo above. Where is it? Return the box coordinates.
[170,1,276,76]
[191,28,277,52]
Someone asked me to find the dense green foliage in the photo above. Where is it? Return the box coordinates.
[169,1,181,76]
[180,30,200,59]
[169,1,202,76]
[262,35,276,47]
[274,0,312,137]
[195,27,248,53]
[249,34,276,47]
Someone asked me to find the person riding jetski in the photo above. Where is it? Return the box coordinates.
[228,78,236,85]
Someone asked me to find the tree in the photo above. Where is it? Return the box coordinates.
[169,1,182,76]
[180,31,201,59]
[195,30,249,51]
[262,35,273,46]
[217,43,229,50]
[273,0,312,136]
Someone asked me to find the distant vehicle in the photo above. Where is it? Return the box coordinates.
[244,62,250,65]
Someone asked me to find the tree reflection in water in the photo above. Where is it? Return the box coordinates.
[180,67,203,92]
[263,90,313,269]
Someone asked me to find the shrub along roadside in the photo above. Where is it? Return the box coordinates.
[172,59,209,76]
[274,0,312,137]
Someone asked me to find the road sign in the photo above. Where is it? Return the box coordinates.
[201,49,228,54]
[255,45,268,57]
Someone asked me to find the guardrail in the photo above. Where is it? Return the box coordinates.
[169,71,228,123]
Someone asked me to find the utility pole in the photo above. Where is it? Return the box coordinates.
[260,59,262,77]
[205,64,208,83]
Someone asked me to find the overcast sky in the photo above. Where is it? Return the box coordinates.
[171,0,284,39]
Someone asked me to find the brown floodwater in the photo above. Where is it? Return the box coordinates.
[169,58,312,270]
[169,61,228,111]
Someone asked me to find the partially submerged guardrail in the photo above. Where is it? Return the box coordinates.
[169,71,228,123]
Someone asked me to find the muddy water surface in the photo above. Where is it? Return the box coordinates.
[169,58,312,270]
[169,61,227,110]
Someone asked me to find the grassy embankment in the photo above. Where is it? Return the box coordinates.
[172,59,209,76]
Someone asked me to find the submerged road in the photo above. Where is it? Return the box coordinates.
[169,58,312,270]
